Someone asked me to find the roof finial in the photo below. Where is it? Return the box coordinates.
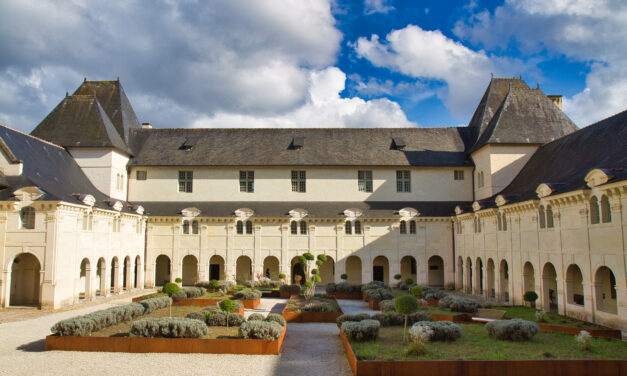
[490,72,493,78]
[65,92,68,97]
[116,76,120,82]
[84,77,87,82]
[537,82,540,90]
[519,75,522,79]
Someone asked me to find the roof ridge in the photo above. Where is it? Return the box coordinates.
[131,126,465,131]
[0,123,65,150]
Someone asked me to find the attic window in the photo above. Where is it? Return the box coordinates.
[292,137,304,149]
[393,137,406,150]
[180,137,196,150]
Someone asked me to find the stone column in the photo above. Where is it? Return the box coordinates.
[199,224,208,282]
[172,223,181,283]
[226,223,235,281]
[281,222,290,281]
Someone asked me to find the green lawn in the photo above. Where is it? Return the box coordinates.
[349,324,627,361]
[494,306,604,329]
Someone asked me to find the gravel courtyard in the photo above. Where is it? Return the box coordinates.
[0,294,352,376]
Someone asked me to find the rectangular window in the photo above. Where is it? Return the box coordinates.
[239,171,254,192]
[454,170,464,180]
[178,171,193,192]
[136,170,147,180]
[396,170,411,192]
[358,170,373,192]
[291,170,306,192]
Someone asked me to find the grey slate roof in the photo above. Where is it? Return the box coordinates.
[494,109,627,203]
[0,124,136,212]
[128,127,474,167]
[136,201,467,218]
[468,78,578,152]
[30,95,132,155]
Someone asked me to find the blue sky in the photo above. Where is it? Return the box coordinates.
[0,0,625,132]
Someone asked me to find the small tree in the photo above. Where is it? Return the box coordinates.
[404,278,414,286]
[279,273,286,281]
[524,291,538,307]
[298,253,327,302]
[410,286,423,299]
[209,279,220,289]
[175,277,183,284]
[220,299,237,328]
[394,295,419,343]
[341,274,348,281]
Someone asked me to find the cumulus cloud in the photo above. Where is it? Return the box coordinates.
[191,67,414,128]
[453,0,627,126]
[0,0,349,131]
[354,25,529,119]
[364,0,395,15]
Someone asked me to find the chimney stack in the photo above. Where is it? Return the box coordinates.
[142,122,153,129]
[548,95,562,110]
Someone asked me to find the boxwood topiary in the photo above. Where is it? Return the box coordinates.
[161,282,180,296]
[265,313,286,327]
[410,286,423,298]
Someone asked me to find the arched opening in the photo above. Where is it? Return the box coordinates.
[400,255,417,283]
[542,263,558,313]
[291,256,305,284]
[345,256,362,285]
[319,256,335,284]
[457,256,463,290]
[499,259,509,302]
[110,257,119,293]
[134,256,141,288]
[427,255,444,287]
[123,256,131,290]
[538,205,546,229]
[601,196,612,223]
[9,253,40,306]
[79,258,90,299]
[182,255,198,286]
[486,259,495,298]
[475,257,484,295]
[566,264,584,306]
[466,257,473,293]
[546,205,554,228]
[155,255,171,286]
[590,197,600,224]
[97,257,106,296]
[263,256,280,280]
[236,255,252,283]
[523,262,536,306]
[209,255,225,281]
[19,207,35,229]
[372,255,389,285]
[595,266,617,314]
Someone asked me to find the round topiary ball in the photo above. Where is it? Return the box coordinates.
[175,278,183,283]
[394,274,402,280]
[220,299,238,313]
[394,295,419,314]
[404,278,414,286]
[303,252,315,261]
[279,273,286,280]
[410,286,423,298]
[209,279,220,288]
[524,291,538,303]
[341,274,348,280]
[317,254,327,262]
[313,275,322,283]
[162,282,180,296]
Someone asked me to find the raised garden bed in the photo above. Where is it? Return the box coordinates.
[368,300,379,311]
[280,292,301,299]
[340,324,627,376]
[426,298,439,307]
[328,291,363,300]
[282,296,343,323]
[262,290,281,298]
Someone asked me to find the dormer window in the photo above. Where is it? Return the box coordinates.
[180,137,196,150]
[20,207,35,229]
[82,211,94,231]
[300,221,307,235]
[345,221,352,235]
[291,220,307,235]
[601,196,612,223]
[245,221,253,234]
[393,137,406,150]
[292,137,304,149]
[354,220,362,235]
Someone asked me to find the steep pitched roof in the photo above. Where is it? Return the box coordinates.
[496,110,627,203]
[128,127,474,167]
[30,95,132,155]
[468,78,578,152]
[0,124,137,212]
[73,79,141,143]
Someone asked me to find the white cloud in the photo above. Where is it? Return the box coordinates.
[347,74,435,103]
[192,67,414,128]
[354,25,528,119]
[454,0,627,126]
[364,0,394,15]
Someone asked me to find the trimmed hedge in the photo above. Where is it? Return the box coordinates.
[302,302,339,312]
[130,317,208,338]
[363,287,394,302]
[341,319,380,341]
[325,282,338,293]
[140,296,172,314]
[279,284,302,294]
[412,321,462,341]
[265,313,286,327]
[438,296,478,313]
[233,288,262,300]
[228,313,246,326]
[171,291,187,302]
[247,313,266,321]
[239,320,283,340]
[486,319,539,341]
[379,299,395,312]
[161,282,180,296]
[422,286,447,300]
[185,311,208,322]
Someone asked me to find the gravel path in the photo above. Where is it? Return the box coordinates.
[0,296,352,376]
[337,299,377,315]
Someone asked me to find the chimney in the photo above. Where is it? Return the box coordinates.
[142,122,153,129]
[548,95,562,110]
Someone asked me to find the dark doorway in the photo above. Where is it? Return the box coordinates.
[209,264,221,280]
[292,262,305,284]
[373,266,384,282]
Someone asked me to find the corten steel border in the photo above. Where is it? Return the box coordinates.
[280,292,301,299]
[426,298,439,307]
[536,323,621,339]
[368,300,380,311]
[45,325,286,355]
[339,330,627,376]
[261,290,281,298]
[282,297,344,323]
[328,291,363,300]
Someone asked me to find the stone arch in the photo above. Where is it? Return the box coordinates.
[466,257,473,293]
[97,257,106,296]
[475,257,484,295]
[134,256,141,288]
[542,262,558,313]
[499,259,509,302]
[209,255,225,281]
[236,255,252,283]
[155,255,171,286]
[486,258,495,298]
[601,195,612,223]
[590,196,600,224]
[400,255,417,283]
[566,264,584,306]
[457,256,463,290]
[595,266,617,314]
[291,256,305,284]
[263,255,280,280]
[345,255,362,285]
[9,253,41,306]
[523,262,535,300]
[428,255,444,287]
[123,256,131,290]
[319,255,335,284]
[79,258,91,299]
[182,255,198,286]
[372,255,389,285]
[110,257,119,293]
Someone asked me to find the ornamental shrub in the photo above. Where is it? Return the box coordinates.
[326,282,337,293]
[394,295,419,342]
[407,324,432,355]
[279,284,302,294]
[438,295,455,308]
[171,291,187,302]
[485,319,539,341]
[394,274,402,281]
[575,330,592,351]
[412,321,462,341]
[51,317,96,336]
[417,299,429,308]
[233,288,262,300]
[371,313,390,326]
[386,312,406,326]
[228,313,246,326]
[175,278,183,283]
[130,317,207,338]
[379,299,395,313]
[336,282,358,293]
[209,279,220,289]
[162,282,180,296]
[422,287,447,300]
[341,320,380,341]
[220,299,238,313]
[279,273,286,280]
[239,320,283,340]
[341,274,348,280]
[524,291,539,304]
[410,286,423,298]
[185,311,207,322]
[404,278,414,286]
[247,313,266,321]
[364,287,394,302]
[336,314,367,328]
[207,311,227,326]
[535,310,549,322]
[406,312,431,325]
[302,302,338,312]
[265,313,286,327]
[448,297,479,313]
[183,287,205,298]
